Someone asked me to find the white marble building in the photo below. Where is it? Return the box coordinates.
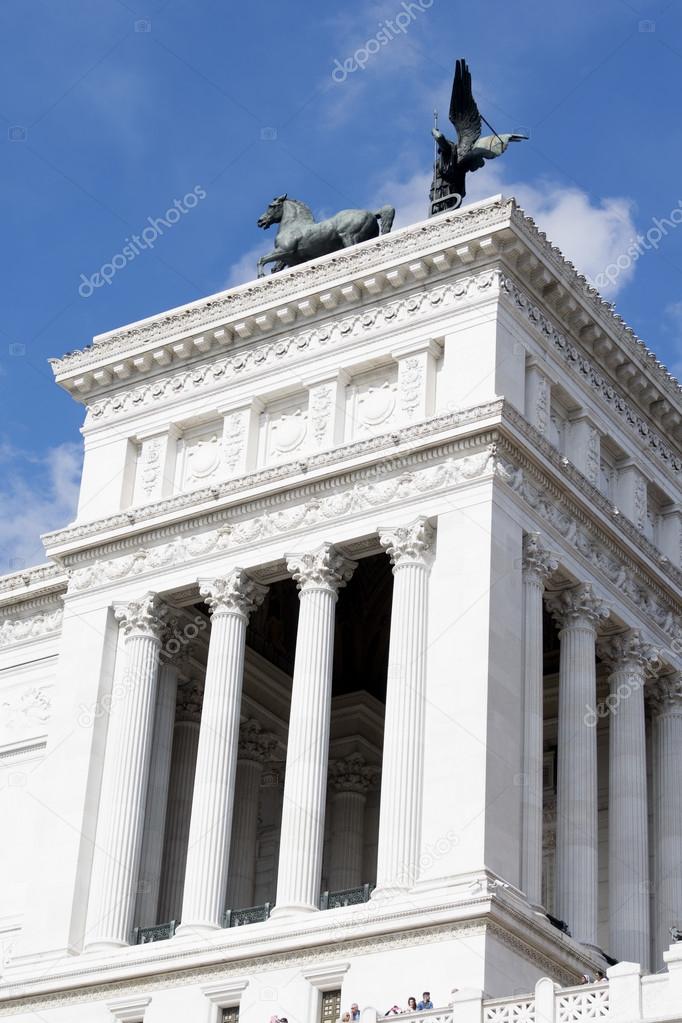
[1,195,681,1023]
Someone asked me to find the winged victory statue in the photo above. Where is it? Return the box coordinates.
[429,58,528,216]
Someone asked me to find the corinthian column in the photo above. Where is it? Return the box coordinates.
[156,678,203,923]
[651,673,682,967]
[272,543,356,917]
[547,583,609,946]
[521,534,557,908]
[598,630,657,967]
[85,593,168,951]
[176,571,266,936]
[374,517,435,896]
[135,660,179,927]
[327,753,379,892]
[225,720,278,911]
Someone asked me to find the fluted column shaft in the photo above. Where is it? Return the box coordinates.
[374,517,434,894]
[521,536,557,908]
[328,754,378,891]
[549,584,609,946]
[600,632,655,967]
[156,681,202,923]
[652,675,682,966]
[273,543,356,916]
[135,662,179,927]
[177,572,266,935]
[85,593,168,950]
[226,721,278,910]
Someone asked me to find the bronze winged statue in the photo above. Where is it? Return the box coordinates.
[429,59,528,216]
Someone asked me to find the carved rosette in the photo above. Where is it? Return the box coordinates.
[379,516,435,570]
[328,752,380,794]
[649,673,682,718]
[522,533,558,586]
[237,718,279,763]
[114,592,168,641]
[547,583,610,633]
[199,570,267,620]
[598,629,660,677]
[175,677,204,724]
[286,542,356,595]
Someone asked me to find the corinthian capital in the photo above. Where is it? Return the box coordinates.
[199,570,267,619]
[649,673,682,717]
[378,516,435,569]
[114,592,168,640]
[598,629,660,675]
[286,542,356,594]
[547,583,610,631]
[328,752,380,794]
[237,718,279,763]
[522,533,558,584]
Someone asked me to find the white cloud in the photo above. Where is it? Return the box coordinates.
[373,162,639,299]
[0,441,81,572]
[223,242,270,290]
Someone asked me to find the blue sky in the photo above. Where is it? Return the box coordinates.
[1,0,682,570]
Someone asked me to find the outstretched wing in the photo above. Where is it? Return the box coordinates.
[449,58,482,157]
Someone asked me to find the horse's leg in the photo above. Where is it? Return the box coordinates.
[257,249,289,278]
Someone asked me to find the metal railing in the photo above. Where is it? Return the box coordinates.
[320,883,374,910]
[223,902,271,928]
[133,920,177,944]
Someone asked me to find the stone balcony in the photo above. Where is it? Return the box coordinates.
[358,943,682,1022]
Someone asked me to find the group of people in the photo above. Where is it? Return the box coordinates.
[338,992,434,1021]
[385,994,434,1015]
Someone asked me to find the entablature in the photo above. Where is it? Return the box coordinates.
[50,196,681,457]
[30,403,680,662]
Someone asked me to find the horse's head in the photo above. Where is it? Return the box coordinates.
[257,194,287,229]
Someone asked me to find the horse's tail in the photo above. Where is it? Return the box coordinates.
[375,205,396,235]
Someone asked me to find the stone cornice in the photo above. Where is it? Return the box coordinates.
[81,267,501,426]
[0,563,67,607]
[498,274,681,474]
[68,264,680,489]
[0,890,598,1009]
[48,196,680,451]
[507,202,682,411]
[51,198,514,383]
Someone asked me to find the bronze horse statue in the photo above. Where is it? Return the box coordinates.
[256,194,395,277]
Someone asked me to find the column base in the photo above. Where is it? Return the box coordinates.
[370,883,411,902]
[84,938,130,955]
[269,903,320,919]
[174,921,222,938]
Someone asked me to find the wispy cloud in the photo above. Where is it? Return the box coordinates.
[0,441,82,572]
[373,161,639,299]
[222,242,270,289]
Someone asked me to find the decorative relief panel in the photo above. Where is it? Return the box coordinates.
[134,437,164,502]
[0,684,52,743]
[178,422,223,490]
[345,365,399,441]
[259,394,309,465]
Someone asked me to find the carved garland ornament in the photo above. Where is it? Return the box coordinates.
[84,270,498,425]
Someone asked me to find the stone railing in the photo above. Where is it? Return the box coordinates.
[360,946,682,1023]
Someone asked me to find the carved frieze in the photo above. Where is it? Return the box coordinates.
[66,445,496,595]
[0,609,63,648]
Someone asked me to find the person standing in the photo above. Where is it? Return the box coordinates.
[417,993,433,1010]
